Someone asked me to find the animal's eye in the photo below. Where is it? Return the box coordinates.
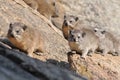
[94,30,97,32]
[71,34,74,38]
[16,30,20,34]
[78,36,80,38]
[16,31,19,33]
[28,3,32,6]
[52,2,55,6]
[70,21,72,23]
[101,31,106,34]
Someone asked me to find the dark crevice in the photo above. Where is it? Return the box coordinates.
[0,48,49,80]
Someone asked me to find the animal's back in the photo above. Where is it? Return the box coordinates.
[23,0,38,10]
[81,28,99,49]
[106,32,120,55]
[23,0,58,19]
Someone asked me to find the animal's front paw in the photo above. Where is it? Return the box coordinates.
[112,52,120,56]
[80,56,86,60]
[101,53,106,56]
[28,53,33,57]
[87,53,92,57]
[35,52,44,56]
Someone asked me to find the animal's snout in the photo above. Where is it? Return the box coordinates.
[52,11,59,17]
[73,38,76,42]
[64,20,68,26]
[9,33,14,38]
[73,38,79,42]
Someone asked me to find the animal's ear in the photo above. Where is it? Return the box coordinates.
[23,25,27,31]
[94,27,99,32]
[69,30,72,34]
[75,17,79,21]
[101,30,106,34]
[9,23,13,28]
[64,15,66,19]
[82,32,86,37]
[94,29,97,32]
[52,2,55,6]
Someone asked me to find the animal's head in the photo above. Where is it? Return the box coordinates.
[69,29,86,42]
[63,15,79,29]
[47,0,59,17]
[94,27,106,38]
[8,22,27,39]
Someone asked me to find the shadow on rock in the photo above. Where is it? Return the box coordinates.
[0,42,87,80]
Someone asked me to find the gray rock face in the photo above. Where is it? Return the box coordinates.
[0,43,86,80]
[0,0,70,62]
[61,0,120,35]
[0,0,86,79]
[0,0,120,80]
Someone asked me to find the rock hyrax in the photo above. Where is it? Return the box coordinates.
[94,27,120,56]
[62,15,79,40]
[23,0,59,20]
[7,22,45,57]
[68,29,99,58]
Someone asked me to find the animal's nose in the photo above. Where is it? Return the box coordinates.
[52,12,59,17]
[75,38,80,42]
[73,38,76,42]
[9,33,14,38]
[64,20,68,26]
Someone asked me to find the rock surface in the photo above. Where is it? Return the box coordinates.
[61,0,120,79]
[0,0,120,80]
[61,0,120,35]
[68,52,120,80]
[0,0,70,62]
[0,42,86,80]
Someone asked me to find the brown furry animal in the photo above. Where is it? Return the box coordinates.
[62,15,79,40]
[23,0,59,20]
[68,29,99,58]
[94,27,120,56]
[7,22,45,57]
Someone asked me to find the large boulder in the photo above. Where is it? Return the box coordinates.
[0,0,70,62]
[0,42,86,80]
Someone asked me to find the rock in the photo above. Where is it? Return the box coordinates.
[61,0,120,79]
[0,0,120,80]
[0,0,70,62]
[67,52,120,80]
[61,0,120,35]
[0,43,87,80]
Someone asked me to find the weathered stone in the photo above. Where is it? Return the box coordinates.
[61,0,120,35]
[0,0,70,62]
[61,0,120,79]
[0,0,120,80]
[0,43,86,80]
[67,52,119,80]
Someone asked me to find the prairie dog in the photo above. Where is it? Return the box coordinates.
[23,0,59,20]
[62,15,79,40]
[94,27,120,56]
[68,29,99,58]
[7,22,45,57]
